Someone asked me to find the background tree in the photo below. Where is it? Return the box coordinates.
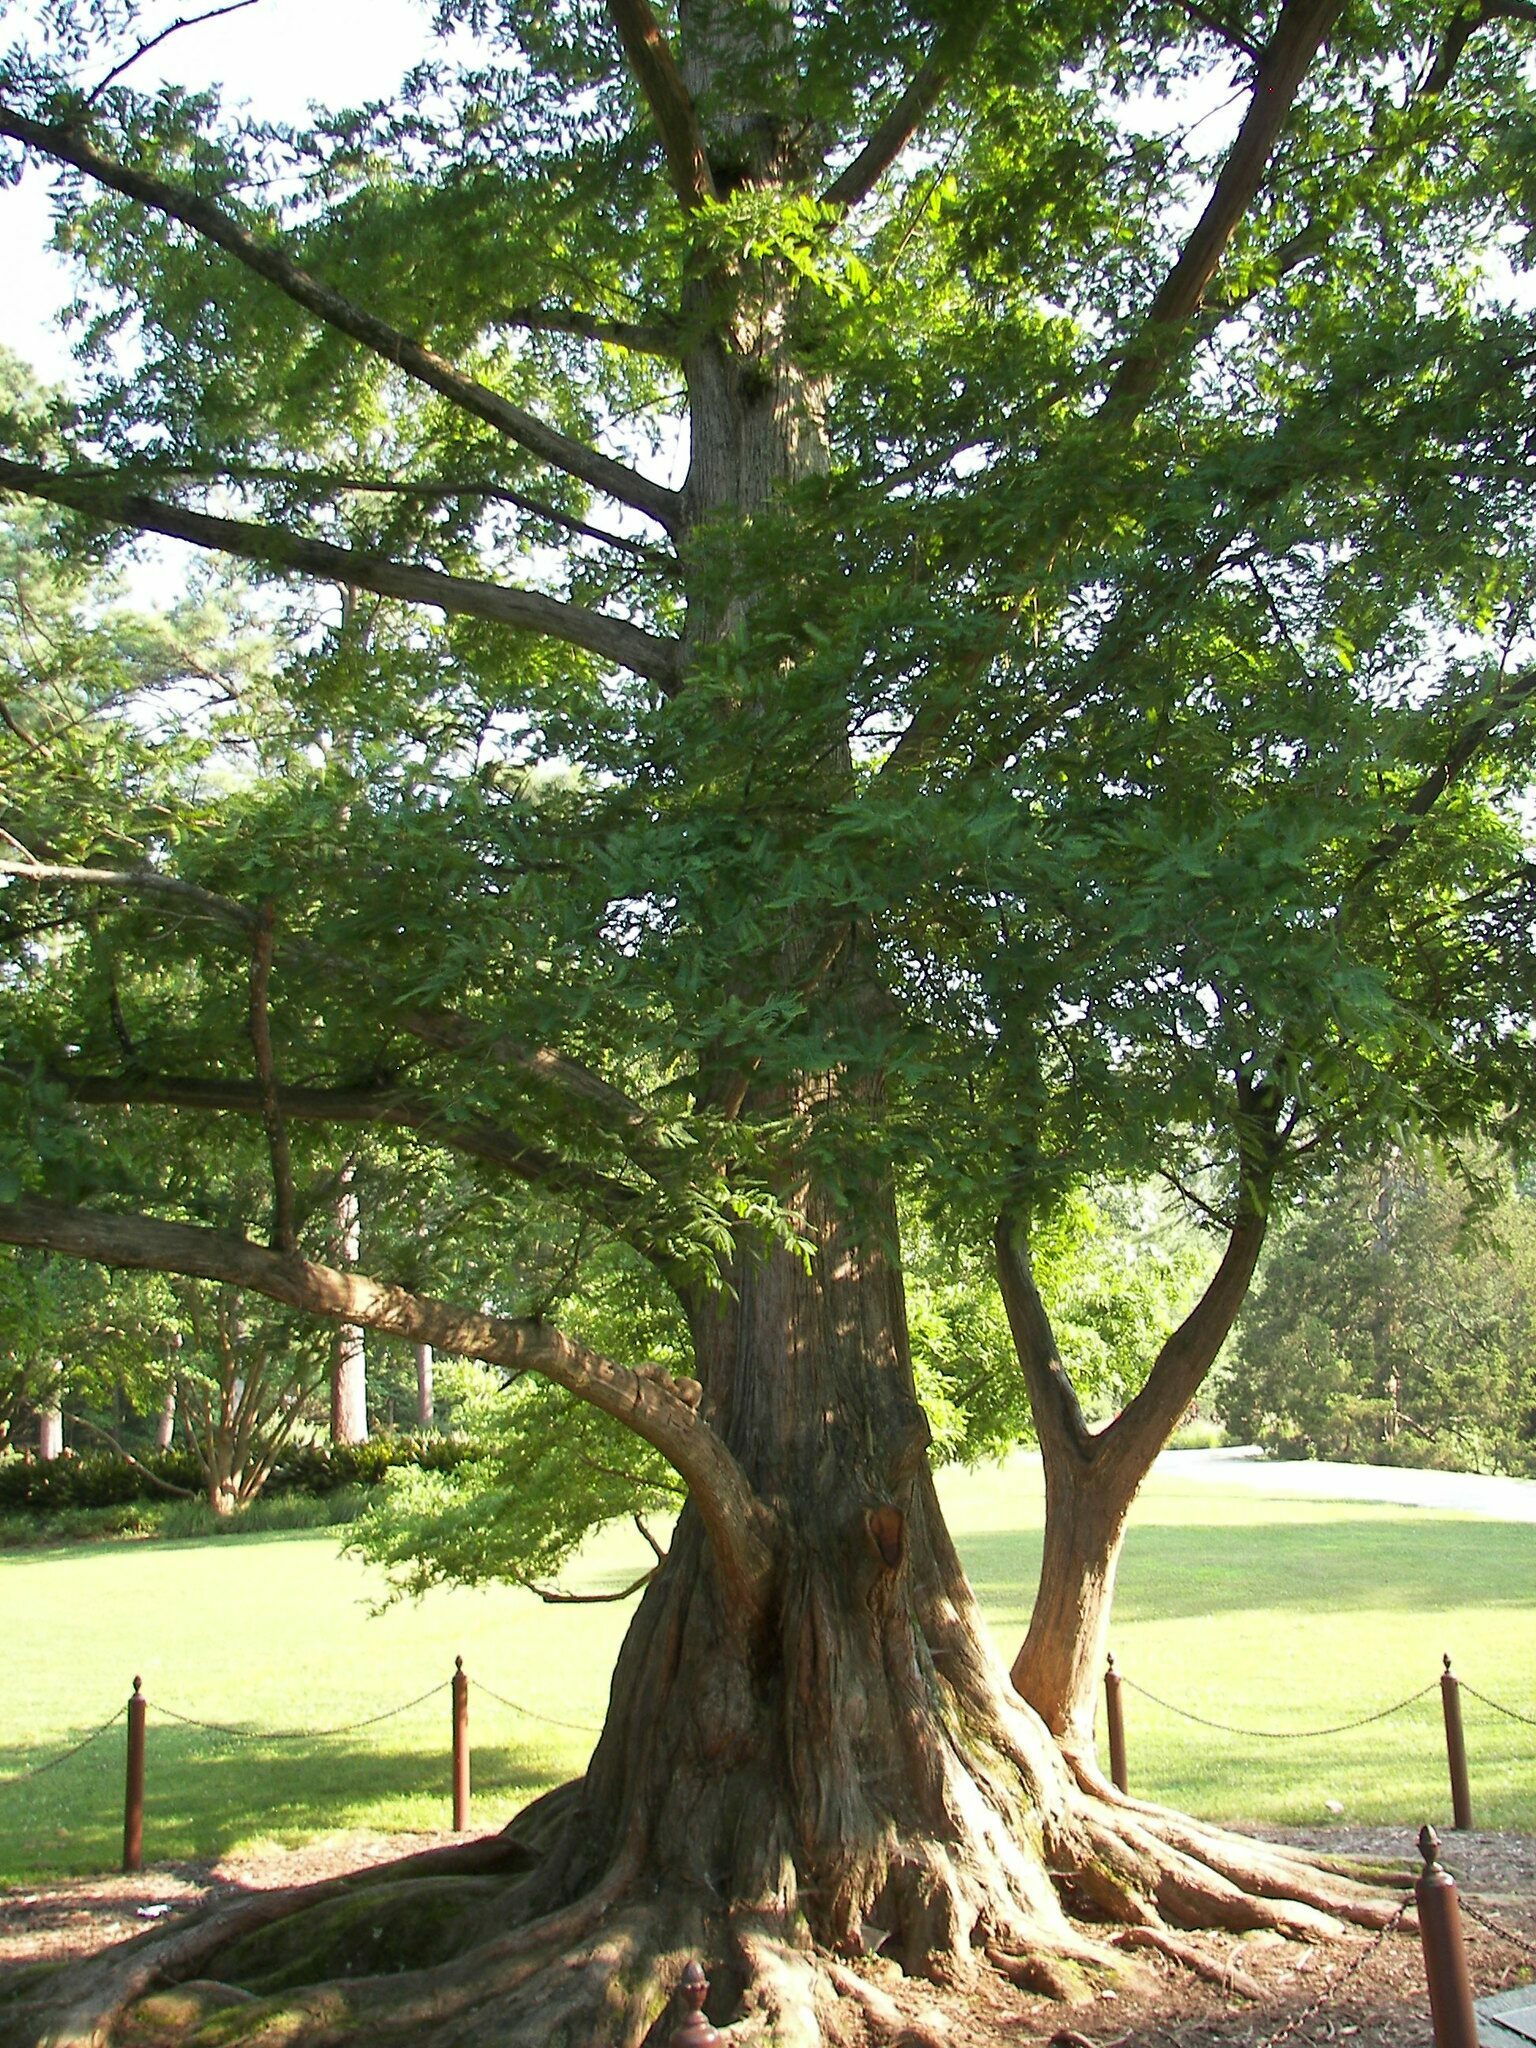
[1,2,1535,2043]
[1221,1148,1536,1474]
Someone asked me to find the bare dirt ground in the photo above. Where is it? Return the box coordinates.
[1,1825,1532,2048]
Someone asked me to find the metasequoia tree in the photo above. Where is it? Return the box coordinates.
[2,1,1536,2043]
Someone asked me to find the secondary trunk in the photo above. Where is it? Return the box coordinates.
[414,1341,434,1428]
[330,1169,368,1445]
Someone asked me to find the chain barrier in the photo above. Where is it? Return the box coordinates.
[1119,1676,1439,1741]
[1242,1895,1414,2048]
[473,1680,602,1736]
[146,1682,449,1743]
[1458,1894,1536,1965]
[1459,1682,1536,1729]
[0,1709,123,1793]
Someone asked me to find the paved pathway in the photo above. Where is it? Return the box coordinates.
[1155,1445,1536,1523]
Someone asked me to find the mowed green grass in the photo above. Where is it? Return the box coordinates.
[0,1456,1532,1879]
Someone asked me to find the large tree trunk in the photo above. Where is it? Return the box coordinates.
[0,1179,1400,2048]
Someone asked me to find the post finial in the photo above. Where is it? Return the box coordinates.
[1419,1823,1441,1867]
[671,1960,719,2048]
[1443,1652,1453,1674]
[1106,1652,1116,1674]
[455,1655,464,1673]
[131,1675,142,1695]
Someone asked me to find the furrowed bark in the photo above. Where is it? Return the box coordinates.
[0,1195,776,1615]
[0,108,683,532]
[0,457,681,685]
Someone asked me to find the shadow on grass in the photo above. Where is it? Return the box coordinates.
[962,1514,1536,1628]
[0,1723,580,1880]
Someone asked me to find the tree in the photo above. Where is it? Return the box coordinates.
[2,1,1534,2041]
[1221,1148,1536,1473]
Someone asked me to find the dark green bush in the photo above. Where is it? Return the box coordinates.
[0,1435,472,1513]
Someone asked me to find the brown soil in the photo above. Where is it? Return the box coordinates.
[1,1826,1532,2048]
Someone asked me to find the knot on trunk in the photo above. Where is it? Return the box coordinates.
[866,1504,905,1570]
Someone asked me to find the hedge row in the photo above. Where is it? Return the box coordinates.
[0,1435,473,1511]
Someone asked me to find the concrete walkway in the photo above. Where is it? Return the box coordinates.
[1155,1444,1536,1523]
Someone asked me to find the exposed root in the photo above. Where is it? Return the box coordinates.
[1109,1925,1262,1999]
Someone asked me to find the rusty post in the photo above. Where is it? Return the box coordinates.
[670,1961,720,2048]
[1440,1654,1473,1831]
[1416,1825,1479,2048]
[452,1655,470,1832]
[1104,1653,1128,1794]
[123,1676,146,1874]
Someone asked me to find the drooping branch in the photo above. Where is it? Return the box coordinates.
[247,903,296,1254]
[1107,0,1347,405]
[603,0,717,210]
[0,457,682,685]
[0,1194,778,1614]
[820,8,997,211]
[0,107,684,534]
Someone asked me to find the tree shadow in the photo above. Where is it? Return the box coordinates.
[0,1723,578,1879]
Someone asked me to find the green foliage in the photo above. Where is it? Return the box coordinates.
[1222,1151,1536,1474]
[0,1433,473,1514]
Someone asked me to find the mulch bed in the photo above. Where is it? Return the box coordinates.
[1,1825,1532,2048]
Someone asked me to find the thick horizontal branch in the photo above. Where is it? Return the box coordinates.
[0,106,683,534]
[0,859,663,1158]
[0,1195,777,1612]
[0,457,681,686]
[495,305,681,359]
[821,8,996,211]
[67,1070,648,1227]
[603,0,716,210]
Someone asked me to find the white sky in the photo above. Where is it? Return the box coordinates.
[2,0,441,378]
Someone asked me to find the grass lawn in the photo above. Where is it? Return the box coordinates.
[1,1454,1532,1879]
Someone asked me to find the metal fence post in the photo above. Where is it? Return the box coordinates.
[122,1676,146,1874]
[1440,1655,1473,1831]
[452,1655,470,1832]
[1416,1825,1479,2048]
[671,1961,720,2048]
[1104,1654,1128,1794]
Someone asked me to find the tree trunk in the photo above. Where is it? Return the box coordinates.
[36,1389,62,1461]
[330,1168,368,1445]
[414,1341,434,1429]
[155,1384,176,1450]
[999,1101,1279,1758]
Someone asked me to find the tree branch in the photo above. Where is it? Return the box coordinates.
[1422,0,1536,93]
[0,859,664,1161]
[821,9,996,210]
[495,305,681,359]
[0,456,681,686]
[0,1195,778,1616]
[64,1070,649,1230]
[77,1,259,108]
[0,107,683,534]
[603,0,717,210]
[1107,0,1347,407]
[994,1209,1093,1463]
